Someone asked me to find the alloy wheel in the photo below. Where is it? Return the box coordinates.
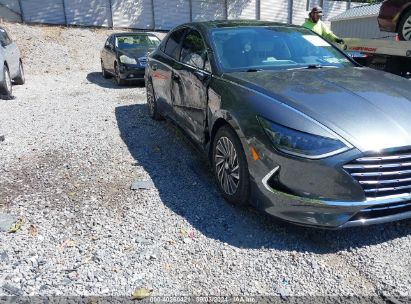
[115,65,120,82]
[19,63,25,83]
[115,65,121,84]
[146,82,155,116]
[4,68,11,93]
[401,15,411,41]
[215,136,240,195]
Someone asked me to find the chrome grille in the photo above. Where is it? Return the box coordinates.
[349,200,411,221]
[343,150,411,198]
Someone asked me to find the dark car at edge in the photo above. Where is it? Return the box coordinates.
[101,32,160,85]
[144,20,411,229]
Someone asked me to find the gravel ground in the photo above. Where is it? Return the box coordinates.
[0,22,411,299]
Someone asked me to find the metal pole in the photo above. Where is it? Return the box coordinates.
[289,0,293,24]
[17,0,24,22]
[347,0,351,10]
[256,0,260,20]
[151,0,156,30]
[108,0,114,29]
[62,0,68,26]
[151,0,155,30]
[189,0,192,22]
[224,0,228,20]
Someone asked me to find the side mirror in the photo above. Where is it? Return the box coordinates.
[0,41,7,48]
[104,44,112,50]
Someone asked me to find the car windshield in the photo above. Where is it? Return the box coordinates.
[116,35,160,49]
[210,26,354,72]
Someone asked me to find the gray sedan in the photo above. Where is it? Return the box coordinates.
[0,26,25,97]
[145,20,411,228]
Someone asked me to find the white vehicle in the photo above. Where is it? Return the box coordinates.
[0,26,25,97]
[343,37,411,78]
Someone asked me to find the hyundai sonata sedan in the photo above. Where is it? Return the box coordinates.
[145,20,411,228]
[101,32,160,85]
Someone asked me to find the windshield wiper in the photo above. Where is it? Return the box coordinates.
[307,64,323,69]
[246,68,263,72]
[287,64,338,71]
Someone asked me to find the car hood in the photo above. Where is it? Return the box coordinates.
[118,48,155,59]
[224,67,411,152]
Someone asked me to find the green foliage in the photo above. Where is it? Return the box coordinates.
[335,0,383,2]
[366,0,384,3]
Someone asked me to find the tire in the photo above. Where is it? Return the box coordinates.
[114,63,126,86]
[398,10,411,41]
[14,60,25,85]
[0,65,12,97]
[212,125,250,206]
[101,60,111,79]
[146,80,162,120]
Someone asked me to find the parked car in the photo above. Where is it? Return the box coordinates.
[145,20,411,229]
[100,32,160,85]
[378,0,411,41]
[0,26,25,97]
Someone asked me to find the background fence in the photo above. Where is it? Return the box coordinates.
[0,0,365,30]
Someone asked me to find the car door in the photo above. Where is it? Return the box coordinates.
[0,28,18,77]
[149,28,186,117]
[171,29,211,144]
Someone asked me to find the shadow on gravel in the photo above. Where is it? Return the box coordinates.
[86,72,145,89]
[116,104,411,253]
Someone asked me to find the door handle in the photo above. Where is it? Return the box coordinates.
[172,73,180,81]
[152,64,158,71]
[193,70,207,81]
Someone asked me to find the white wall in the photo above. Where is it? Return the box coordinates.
[1,0,357,31]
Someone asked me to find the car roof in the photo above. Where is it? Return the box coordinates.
[180,20,301,31]
[111,32,158,37]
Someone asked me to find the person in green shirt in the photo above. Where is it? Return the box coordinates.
[302,6,344,44]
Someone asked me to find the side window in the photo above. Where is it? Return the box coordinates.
[4,32,12,45]
[0,28,11,46]
[105,37,111,47]
[146,35,161,48]
[105,36,113,48]
[180,30,209,71]
[164,28,186,60]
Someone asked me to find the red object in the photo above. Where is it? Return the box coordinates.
[377,0,411,40]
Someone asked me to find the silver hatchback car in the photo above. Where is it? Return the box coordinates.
[0,26,25,97]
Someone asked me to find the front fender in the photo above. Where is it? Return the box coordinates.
[207,77,261,166]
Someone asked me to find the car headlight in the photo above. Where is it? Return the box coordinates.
[119,55,137,65]
[257,116,351,159]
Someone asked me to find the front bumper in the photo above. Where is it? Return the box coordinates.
[246,140,411,229]
[257,169,411,229]
[119,64,145,81]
